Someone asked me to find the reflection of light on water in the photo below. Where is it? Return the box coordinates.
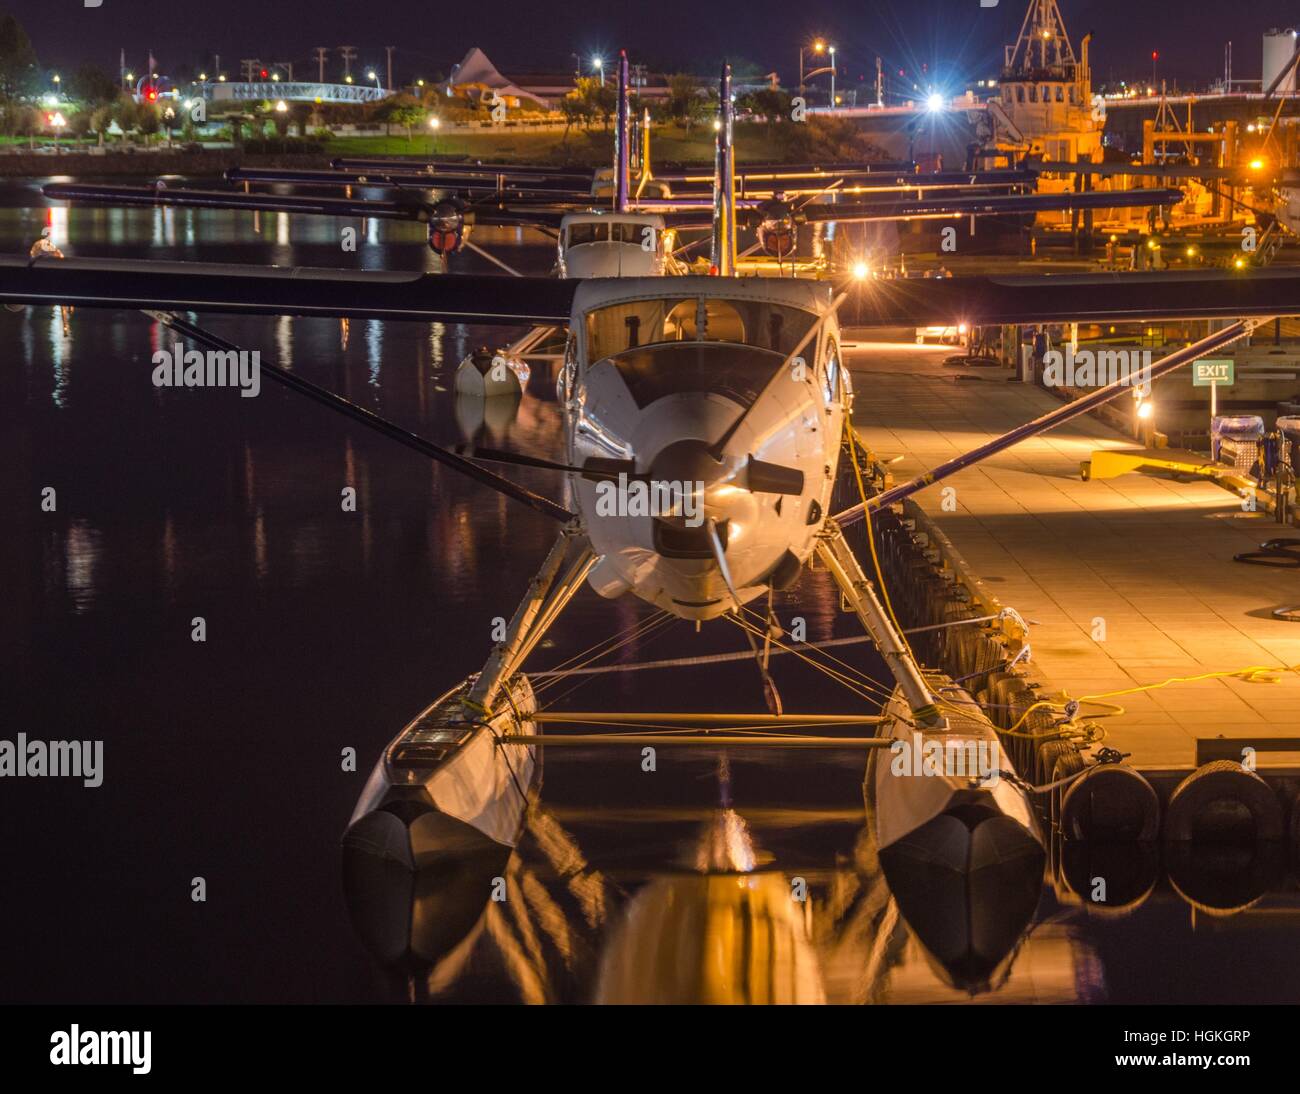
[276,212,290,247]
[366,320,383,388]
[44,205,68,250]
[161,514,177,594]
[367,217,380,248]
[183,209,195,247]
[275,315,292,369]
[428,322,445,370]
[48,307,67,406]
[151,206,176,247]
[64,520,101,613]
[253,509,268,582]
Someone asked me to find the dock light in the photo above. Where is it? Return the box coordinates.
[852,260,869,280]
[274,100,287,113]
[927,92,944,111]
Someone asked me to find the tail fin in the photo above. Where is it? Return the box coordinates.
[710,62,736,276]
[614,51,630,212]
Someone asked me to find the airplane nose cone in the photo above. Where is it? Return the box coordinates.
[646,439,757,528]
[646,438,726,489]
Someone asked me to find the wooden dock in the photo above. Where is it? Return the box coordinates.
[845,341,1300,770]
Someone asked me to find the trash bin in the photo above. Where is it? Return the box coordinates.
[1277,415,1300,470]
[1212,414,1265,476]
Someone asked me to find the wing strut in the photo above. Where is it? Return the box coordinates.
[143,311,574,523]
[835,316,1269,524]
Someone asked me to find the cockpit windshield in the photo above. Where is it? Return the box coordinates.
[606,342,787,409]
[585,297,817,361]
[567,221,655,247]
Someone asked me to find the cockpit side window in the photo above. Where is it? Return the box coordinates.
[567,222,608,247]
[822,341,840,406]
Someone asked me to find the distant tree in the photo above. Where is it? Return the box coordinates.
[67,63,118,107]
[89,102,114,142]
[665,73,710,129]
[137,103,161,143]
[375,94,425,141]
[739,88,791,127]
[0,13,38,99]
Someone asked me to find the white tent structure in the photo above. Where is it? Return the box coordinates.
[444,48,551,108]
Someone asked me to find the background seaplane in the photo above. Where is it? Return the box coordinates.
[15,59,1300,971]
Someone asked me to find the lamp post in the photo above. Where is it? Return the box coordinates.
[799,39,836,105]
[798,39,825,97]
[594,57,604,86]
[428,115,440,156]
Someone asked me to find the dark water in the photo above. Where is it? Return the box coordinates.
[3,179,1300,1004]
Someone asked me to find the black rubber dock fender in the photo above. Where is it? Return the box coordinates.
[1163,760,1284,842]
[1059,764,1161,842]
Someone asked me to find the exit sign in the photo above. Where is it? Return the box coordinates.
[1193,359,1235,387]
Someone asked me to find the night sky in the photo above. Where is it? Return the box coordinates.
[9,1,1300,90]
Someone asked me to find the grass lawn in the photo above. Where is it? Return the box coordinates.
[324,123,789,167]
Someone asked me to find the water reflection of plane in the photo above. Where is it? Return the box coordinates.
[342,781,1101,1003]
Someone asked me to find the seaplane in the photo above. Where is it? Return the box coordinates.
[15,56,1300,984]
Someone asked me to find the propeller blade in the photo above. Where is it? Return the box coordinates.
[455,446,637,483]
[743,457,804,495]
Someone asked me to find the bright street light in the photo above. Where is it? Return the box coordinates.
[927,92,945,111]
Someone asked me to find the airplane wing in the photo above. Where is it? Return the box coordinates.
[0,255,578,324]
[5,256,1300,330]
[42,183,570,230]
[797,187,1185,222]
[225,166,593,199]
[848,268,1300,326]
[656,187,1184,232]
